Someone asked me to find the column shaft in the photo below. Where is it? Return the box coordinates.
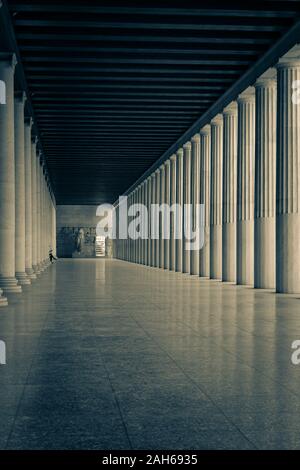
[0,53,22,294]
[175,149,183,272]
[164,161,170,270]
[159,165,165,268]
[24,118,36,279]
[237,87,256,286]
[210,115,223,280]
[199,125,211,277]
[276,59,300,293]
[254,70,276,289]
[31,138,39,274]
[222,102,238,282]
[15,92,30,285]
[182,142,191,273]
[169,155,176,271]
[190,134,200,275]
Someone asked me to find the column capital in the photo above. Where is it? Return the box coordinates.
[0,52,17,70]
[170,153,177,161]
[155,168,160,175]
[200,124,211,136]
[211,113,223,126]
[277,44,300,69]
[176,148,184,158]
[238,86,255,103]
[14,90,27,104]
[159,163,165,171]
[164,159,170,167]
[183,141,191,151]
[223,101,238,116]
[191,133,200,142]
[255,68,277,89]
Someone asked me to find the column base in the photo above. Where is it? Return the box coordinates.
[210,224,222,280]
[0,289,8,307]
[236,219,254,286]
[276,213,300,294]
[16,271,31,285]
[38,262,45,272]
[0,277,22,294]
[33,264,41,275]
[254,217,275,289]
[26,268,37,280]
[222,222,236,283]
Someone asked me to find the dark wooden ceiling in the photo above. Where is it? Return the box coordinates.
[5,0,300,204]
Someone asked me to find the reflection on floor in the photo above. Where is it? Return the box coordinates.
[1,259,300,449]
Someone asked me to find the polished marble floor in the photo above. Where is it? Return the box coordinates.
[1,259,300,449]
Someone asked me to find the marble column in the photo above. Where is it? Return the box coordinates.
[163,160,170,269]
[222,102,238,283]
[31,137,40,274]
[52,197,56,257]
[276,56,300,293]
[151,174,156,267]
[254,69,276,289]
[0,53,22,294]
[237,87,255,286]
[24,117,36,280]
[140,183,145,265]
[175,148,183,272]
[147,176,152,265]
[199,125,211,278]
[159,164,165,269]
[182,142,192,274]
[14,91,30,285]
[138,185,143,264]
[210,114,223,280]
[190,134,200,275]
[154,168,161,268]
[36,155,43,271]
[169,155,176,271]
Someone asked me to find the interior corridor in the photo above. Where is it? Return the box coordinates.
[1,259,300,450]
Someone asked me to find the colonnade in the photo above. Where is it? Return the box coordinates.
[0,53,56,307]
[114,50,300,295]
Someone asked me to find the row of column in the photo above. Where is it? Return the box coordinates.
[0,53,56,307]
[114,54,300,295]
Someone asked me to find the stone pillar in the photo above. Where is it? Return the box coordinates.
[222,102,238,282]
[36,155,42,271]
[237,87,255,286]
[0,53,22,294]
[52,197,56,258]
[14,91,30,285]
[31,137,40,274]
[254,69,276,289]
[182,142,191,274]
[150,174,156,267]
[210,114,223,280]
[175,148,183,272]
[147,176,152,265]
[159,164,165,268]
[276,56,300,293]
[140,183,145,265]
[163,160,170,269]
[169,155,176,271]
[24,117,36,280]
[199,125,211,278]
[155,169,161,267]
[190,134,200,275]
